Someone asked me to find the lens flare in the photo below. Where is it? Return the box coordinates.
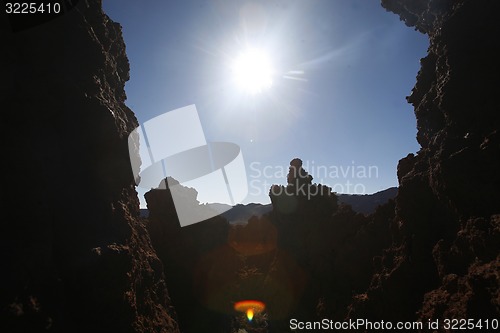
[246,308,254,321]
[234,300,265,321]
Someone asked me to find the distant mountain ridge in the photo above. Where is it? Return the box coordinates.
[140,187,398,221]
[337,187,398,215]
[219,203,272,224]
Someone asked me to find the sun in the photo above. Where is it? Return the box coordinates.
[231,48,274,94]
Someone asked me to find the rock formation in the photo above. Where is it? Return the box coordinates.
[144,178,233,332]
[267,161,395,324]
[348,0,500,323]
[144,177,311,332]
[1,2,179,332]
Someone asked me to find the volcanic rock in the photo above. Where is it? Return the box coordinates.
[1,2,179,332]
[347,0,500,323]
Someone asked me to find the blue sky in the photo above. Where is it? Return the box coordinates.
[103,0,428,206]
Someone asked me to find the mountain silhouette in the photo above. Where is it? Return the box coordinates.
[337,187,398,215]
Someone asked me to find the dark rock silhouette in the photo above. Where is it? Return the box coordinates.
[1,1,179,332]
[144,178,233,332]
[287,157,314,187]
[347,0,500,323]
[266,160,395,324]
[144,177,309,332]
[221,188,398,221]
[270,158,338,216]
[143,162,398,331]
[142,187,398,225]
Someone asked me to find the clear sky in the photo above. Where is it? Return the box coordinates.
[102,0,428,207]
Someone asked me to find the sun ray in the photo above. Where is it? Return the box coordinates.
[282,75,308,82]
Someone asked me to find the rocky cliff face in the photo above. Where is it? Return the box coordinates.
[144,178,319,332]
[144,180,233,333]
[268,178,395,324]
[1,2,179,332]
[143,169,396,331]
[348,0,500,323]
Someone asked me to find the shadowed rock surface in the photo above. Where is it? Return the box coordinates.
[267,160,396,325]
[144,165,396,332]
[1,1,179,332]
[145,178,306,332]
[347,0,500,324]
[144,179,233,333]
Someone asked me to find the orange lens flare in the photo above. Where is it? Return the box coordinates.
[234,300,265,321]
[246,308,254,321]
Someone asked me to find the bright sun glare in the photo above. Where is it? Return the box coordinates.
[232,48,274,94]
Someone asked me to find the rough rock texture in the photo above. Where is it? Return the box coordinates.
[269,182,395,324]
[348,0,500,324]
[145,178,310,333]
[145,179,300,332]
[1,1,179,332]
[143,165,396,332]
[144,180,233,332]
